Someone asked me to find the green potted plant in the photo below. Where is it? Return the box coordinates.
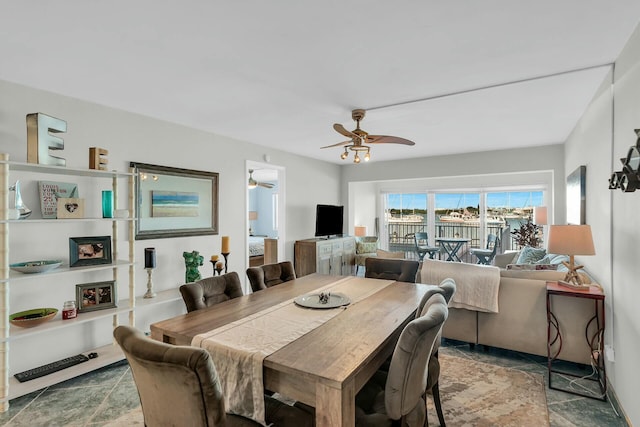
[511,219,542,248]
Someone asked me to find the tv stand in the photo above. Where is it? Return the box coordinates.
[294,236,355,277]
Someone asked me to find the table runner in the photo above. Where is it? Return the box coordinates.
[192,276,394,425]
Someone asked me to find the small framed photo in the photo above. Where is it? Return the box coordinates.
[69,236,112,268]
[57,198,85,219]
[76,280,117,313]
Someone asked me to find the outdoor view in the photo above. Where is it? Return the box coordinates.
[386,191,544,262]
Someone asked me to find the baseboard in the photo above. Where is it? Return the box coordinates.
[605,380,631,425]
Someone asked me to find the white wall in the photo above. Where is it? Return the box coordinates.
[563,22,640,424]
[0,79,340,373]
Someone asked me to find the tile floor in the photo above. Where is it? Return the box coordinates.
[0,340,628,426]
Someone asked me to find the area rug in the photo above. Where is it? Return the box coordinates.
[427,353,550,427]
[103,353,549,427]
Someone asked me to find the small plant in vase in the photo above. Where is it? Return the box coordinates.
[511,218,542,248]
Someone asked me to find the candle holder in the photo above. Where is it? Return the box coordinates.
[215,262,224,275]
[144,268,156,298]
[221,252,230,274]
[210,260,220,275]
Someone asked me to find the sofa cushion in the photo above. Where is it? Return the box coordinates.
[499,269,591,284]
[516,246,546,264]
[356,241,377,254]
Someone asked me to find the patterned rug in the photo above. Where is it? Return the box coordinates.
[105,353,549,427]
[427,353,550,426]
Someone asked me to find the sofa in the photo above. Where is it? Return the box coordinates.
[431,250,597,364]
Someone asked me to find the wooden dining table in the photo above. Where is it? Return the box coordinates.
[150,274,431,427]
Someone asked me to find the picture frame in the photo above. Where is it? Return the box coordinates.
[76,280,117,313]
[56,197,85,219]
[69,236,112,267]
[566,165,586,225]
[130,162,219,240]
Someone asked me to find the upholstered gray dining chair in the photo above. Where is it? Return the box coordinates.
[355,293,449,426]
[179,272,244,313]
[246,261,296,292]
[415,278,457,427]
[114,325,313,427]
[364,257,420,283]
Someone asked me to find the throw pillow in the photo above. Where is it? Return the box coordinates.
[356,241,377,254]
[516,246,546,264]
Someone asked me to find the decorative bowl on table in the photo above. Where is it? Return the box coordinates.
[10,260,63,274]
[9,308,58,328]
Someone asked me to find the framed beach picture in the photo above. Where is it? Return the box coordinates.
[130,162,219,239]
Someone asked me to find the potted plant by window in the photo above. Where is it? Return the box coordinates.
[511,219,542,248]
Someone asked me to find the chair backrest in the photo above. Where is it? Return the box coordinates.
[246,261,296,292]
[114,325,228,427]
[384,293,448,421]
[179,272,244,313]
[488,235,501,258]
[415,278,457,320]
[364,258,419,283]
[486,234,497,249]
[414,232,429,248]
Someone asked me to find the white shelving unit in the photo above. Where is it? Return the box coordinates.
[0,153,136,409]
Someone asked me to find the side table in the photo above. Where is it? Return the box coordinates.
[546,281,606,401]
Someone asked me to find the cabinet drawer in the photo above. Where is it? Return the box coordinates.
[332,242,343,251]
[318,243,333,256]
[343,239,355,251]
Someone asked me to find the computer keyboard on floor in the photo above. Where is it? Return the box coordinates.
[14,354,90,382]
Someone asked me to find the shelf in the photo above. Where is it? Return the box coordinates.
[135,288,182,308]
[0,217,134,224]
[4,260,134,283]
[6,343,125,401]
[7,302,134,341]
[0,160,134,178]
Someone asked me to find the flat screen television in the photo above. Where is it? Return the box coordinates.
[314,204,344,237]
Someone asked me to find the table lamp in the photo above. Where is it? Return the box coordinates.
[546,225,595,289]
[354,225,367,237]
[533,206,548,225]
[249,211,258,235]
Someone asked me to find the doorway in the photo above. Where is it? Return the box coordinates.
[246,161,286,271]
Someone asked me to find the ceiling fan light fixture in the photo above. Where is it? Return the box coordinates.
[364,150,370,162]
[354,153,361,163]
[341,150,348,160]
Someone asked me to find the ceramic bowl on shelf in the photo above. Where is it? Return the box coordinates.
[9,308,58,328]
[10,260,63,274]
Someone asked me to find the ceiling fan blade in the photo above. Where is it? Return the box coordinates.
[333,123,358,139]
[321,140,351,149]
[366,135,416,146]
[258,182,274,189]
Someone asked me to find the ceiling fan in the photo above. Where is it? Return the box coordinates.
[321,109,415,163]
[248,169,275,189]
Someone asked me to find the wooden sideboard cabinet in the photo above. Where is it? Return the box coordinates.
[294,236,355,277]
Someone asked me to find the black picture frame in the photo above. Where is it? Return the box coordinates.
[566,165,586,225]
[130,162,219,240]
[69,236,112,267]
[76,280,117,313]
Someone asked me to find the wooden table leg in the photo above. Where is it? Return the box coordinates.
[316,379,355,427]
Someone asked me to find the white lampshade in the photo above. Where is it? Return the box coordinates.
[533,206,548,225]
[354,226,367,237]
[547,225,595,255]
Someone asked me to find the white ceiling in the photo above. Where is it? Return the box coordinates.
[1,1,639,164]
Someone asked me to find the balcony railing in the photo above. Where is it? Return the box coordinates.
[387,221,512,263]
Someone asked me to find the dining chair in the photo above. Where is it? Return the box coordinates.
[355,293,449,426]
[179,272,244,313]
[246,261,296,292]
[470,234,501,265]
[364,257,420,283]
[114,325,313,427]
[355,236,379,274]
[415,278,457,427]
[414,232,440,261]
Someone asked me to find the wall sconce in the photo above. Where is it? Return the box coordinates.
[609,129,640,192]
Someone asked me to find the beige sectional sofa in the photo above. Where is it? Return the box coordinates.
[440,252,597,364]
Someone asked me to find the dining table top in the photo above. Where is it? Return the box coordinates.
[150,273,433,427]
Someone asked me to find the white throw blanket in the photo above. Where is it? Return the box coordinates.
[192,277,395,425]
[421,258,500,313]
